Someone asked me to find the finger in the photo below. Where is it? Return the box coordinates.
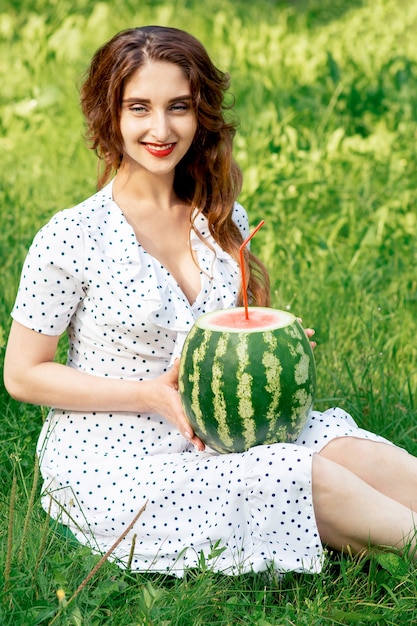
[190,433,205,451]
[193,436,205,451]
[183,427,205,451]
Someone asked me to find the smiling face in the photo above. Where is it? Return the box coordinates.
[119,61,198,179]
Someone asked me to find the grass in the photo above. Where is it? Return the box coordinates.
[1,0,417,623]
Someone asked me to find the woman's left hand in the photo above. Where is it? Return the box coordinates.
[297,318,317,349]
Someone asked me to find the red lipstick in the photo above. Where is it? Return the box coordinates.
[143,143,175,158]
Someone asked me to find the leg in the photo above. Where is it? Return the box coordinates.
[319,438,417,512]
[312,454,417,555]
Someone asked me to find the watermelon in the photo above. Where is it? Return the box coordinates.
[178,307,316,453]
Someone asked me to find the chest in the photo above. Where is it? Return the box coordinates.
[150,240,201,304]
[132,220,201,305]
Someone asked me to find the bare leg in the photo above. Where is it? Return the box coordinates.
[319,438,417,512]
[312,454,417,555]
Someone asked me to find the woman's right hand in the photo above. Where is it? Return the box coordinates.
[147,359,205,451]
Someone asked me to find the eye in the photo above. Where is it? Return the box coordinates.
[129,104,148,114]
[170,102,191,112]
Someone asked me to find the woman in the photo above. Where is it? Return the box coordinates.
[4,26,417,576]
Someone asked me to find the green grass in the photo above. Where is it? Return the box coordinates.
[1,0,417,623]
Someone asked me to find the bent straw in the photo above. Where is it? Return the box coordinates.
[239,220,265,319]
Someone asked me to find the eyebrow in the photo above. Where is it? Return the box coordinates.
[122,95,192,104]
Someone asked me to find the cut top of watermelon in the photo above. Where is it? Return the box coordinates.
[196,307,295,332]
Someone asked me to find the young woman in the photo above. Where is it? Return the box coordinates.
[4,26,417,576]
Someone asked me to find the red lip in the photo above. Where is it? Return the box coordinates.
[143,143,176,158]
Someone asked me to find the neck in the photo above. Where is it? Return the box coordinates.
[113,165,178,213]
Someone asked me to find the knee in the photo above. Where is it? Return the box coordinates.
[312,454,337,506]
[318,436,376,467]
[312,453,358,504]
[311,454,365,551]
[312,453,334,489]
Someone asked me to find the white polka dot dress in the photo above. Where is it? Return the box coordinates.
[11,181,390,577]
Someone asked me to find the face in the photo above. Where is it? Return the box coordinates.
[119,61,197,178]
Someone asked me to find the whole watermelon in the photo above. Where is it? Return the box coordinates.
[178,307,316,453]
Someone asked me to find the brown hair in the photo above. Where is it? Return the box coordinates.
[80,26,269,306]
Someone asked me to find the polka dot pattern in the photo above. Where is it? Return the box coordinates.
[12,181,390,577]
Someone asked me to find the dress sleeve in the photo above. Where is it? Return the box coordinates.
[11,211,86,335]
[232,202,250,240]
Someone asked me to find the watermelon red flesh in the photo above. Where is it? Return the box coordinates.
[207,308,288,330]
[178,307,316,454]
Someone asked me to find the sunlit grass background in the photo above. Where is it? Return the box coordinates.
[1,0,417,623]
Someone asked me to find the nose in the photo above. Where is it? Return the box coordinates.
[149,110,170,142]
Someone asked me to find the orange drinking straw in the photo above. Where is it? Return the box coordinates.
[239,220,265,320]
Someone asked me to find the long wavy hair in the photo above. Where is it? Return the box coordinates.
[80,26,270,306]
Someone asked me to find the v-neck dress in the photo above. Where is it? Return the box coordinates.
[11,180,390,577]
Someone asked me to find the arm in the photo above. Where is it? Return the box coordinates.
[4,321,205,450]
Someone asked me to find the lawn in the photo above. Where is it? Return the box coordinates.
[1,0,417,623]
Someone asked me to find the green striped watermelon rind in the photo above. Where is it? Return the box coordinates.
[178,307,316,454]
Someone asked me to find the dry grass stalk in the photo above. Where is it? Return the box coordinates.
[127,533,137,570]
[48,500,147,625]
[17,454,40,565]
[4,471,17,600]
[32,496,53,581]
